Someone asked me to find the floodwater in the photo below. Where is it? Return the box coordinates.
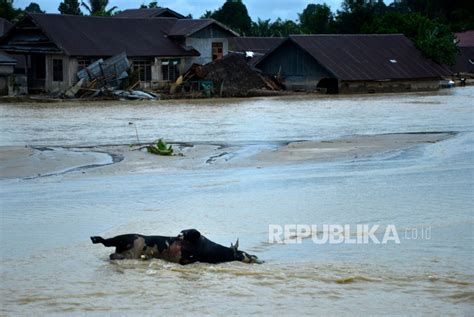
[0,89,473,315]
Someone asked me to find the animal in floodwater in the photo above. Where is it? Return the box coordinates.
[90,229,263,264]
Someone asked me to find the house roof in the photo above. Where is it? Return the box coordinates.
[1,14,199,57]
[455,30,474,47]
[167,19,239,37]
[452,47,474,73]
[0,52,17,65]
[115,7,185,19]
[229,37,285,54]
[258,34,451,80]
[0,18,13,37]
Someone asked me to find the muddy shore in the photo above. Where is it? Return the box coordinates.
[0,132,455,180]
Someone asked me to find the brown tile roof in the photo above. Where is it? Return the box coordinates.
[455,30,474,47]
[9,14,198,57]
[263,34,451,80]
[115,8,185,19]
[229,37,285,54]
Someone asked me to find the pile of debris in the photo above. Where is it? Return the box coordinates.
[63,52,158,100]
[178,54,282,97]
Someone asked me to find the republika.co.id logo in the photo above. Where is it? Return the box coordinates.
[268,224,432,244]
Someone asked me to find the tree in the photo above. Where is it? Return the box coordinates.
[251,18,272,37]
[298,3,334,34]
[59,0,82,15]
[0,0,23,21]
[200,10,213,19]
[81,0,117,16]
[210,0,252,35]
[270,18,301,37]
[140,1,159,9]
[24,2,44,13]
[365,12,458,65]
[333,0,376,34]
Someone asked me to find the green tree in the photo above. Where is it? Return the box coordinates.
[140,1,159,9]
[81,0,117,16]
[59,0,83,15]
[365,12,458,65]
[200,10,213,19]
[298,3,334,34]
[333,0,377,33]
[210,0,252,35]
[0,0,23,21]
[24,2,44,13]
[270,18,301,37]
[251,18,272,37]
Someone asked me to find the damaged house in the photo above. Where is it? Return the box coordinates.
[0,13,238,94]
[255,34,452,94]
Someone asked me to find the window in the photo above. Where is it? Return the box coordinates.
[161,59,180,82]
[132,60,152,82]
[212,42,223,61]
[77,58,93,71]
[53,59,63,82]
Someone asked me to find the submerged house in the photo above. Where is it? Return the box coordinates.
[229,37,284,64]
[453,30,474,74]
[0,13,238,93]
[255,34,451,93]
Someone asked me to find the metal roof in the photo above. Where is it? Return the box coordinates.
[229,37,285,54]
[455,30,474,47]
[0,52,17,65]
[0,18,13,37]
[168,19,239,37]
[3,14,199,57]
[115,8,185,19]
[258,34,451,80]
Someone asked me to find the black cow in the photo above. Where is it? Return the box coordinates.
[91,229,262,264]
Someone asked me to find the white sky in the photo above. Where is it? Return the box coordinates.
[12,0,385,21]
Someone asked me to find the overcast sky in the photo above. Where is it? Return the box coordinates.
[13,0,362,21]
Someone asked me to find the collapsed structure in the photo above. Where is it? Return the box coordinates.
[0,13,238,94]
[0,8,461,97]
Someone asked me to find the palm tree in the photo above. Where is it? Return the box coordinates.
[81,0,117,16]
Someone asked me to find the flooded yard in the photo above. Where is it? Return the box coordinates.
[0,89,473,315]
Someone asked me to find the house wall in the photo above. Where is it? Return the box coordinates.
[257,40,334,91]
[0,64,15,95]
[339,79,440,94]
[44,54,76,93]
[184,24,231,71]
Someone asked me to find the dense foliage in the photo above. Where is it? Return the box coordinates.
[1,0,468,65]
[58,0,82,15]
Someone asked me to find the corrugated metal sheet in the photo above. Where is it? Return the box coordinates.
[115,8,185,19]
[452,47,474,73]
[455,31,474,47]
[229,37,285,54]
[12,14,198,57]
[284,34,452,80]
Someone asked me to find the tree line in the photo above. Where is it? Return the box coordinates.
[1,0,472,65]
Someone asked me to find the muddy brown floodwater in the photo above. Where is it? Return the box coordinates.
[0,88,473,315]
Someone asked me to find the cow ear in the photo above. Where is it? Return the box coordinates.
[234,239,239,250]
